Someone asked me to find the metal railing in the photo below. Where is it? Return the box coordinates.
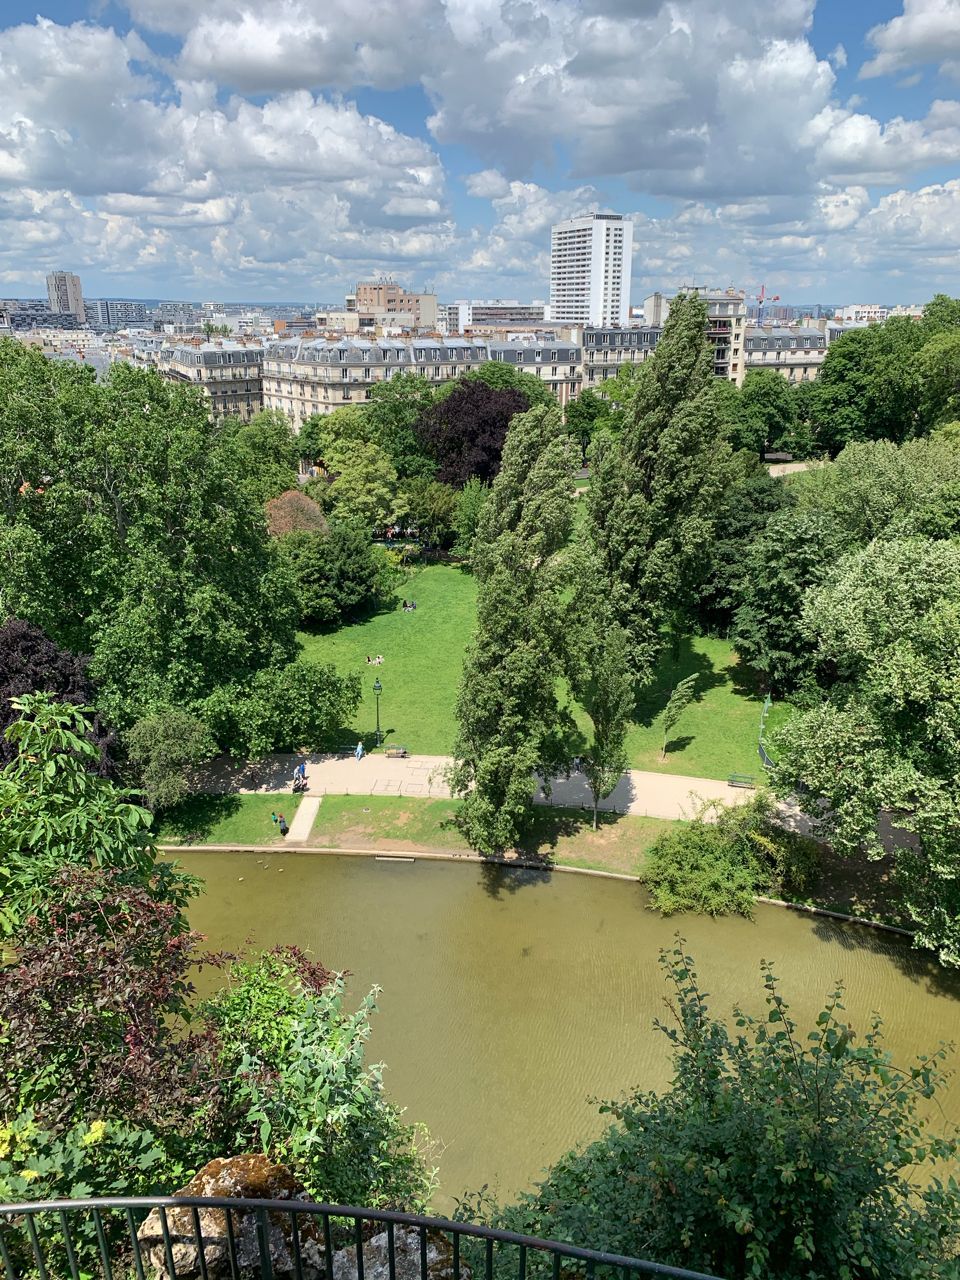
[0,1197,725,1280]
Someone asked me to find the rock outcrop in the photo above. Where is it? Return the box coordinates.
[332,1228,468,1280]
[138,1155,470,1280]
[137,1154,324,1279]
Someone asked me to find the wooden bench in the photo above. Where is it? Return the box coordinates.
[728,773,757,789]
[335,743,357,759]
[385,745,408,759]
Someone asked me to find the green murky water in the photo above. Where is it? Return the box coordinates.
[177,851,960,1210]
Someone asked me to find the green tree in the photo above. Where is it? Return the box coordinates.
[450,405,576,853]
[695,451,792,635]
[473,943,960,1279]
[401,476,458,550]
[278,522,395,627]
[920,292,960,338]
[365,373,437,477]
[731,506,849,693]
[812,319,925,452]
[222,409,299,505]
[125,708,218,811]
[567,580,633,830]
[920,329,960,428]
[587,297,734,674]
[452,477,490,561]
[0,696,159,931]
[313,438,399,530]
[658,672,698,761]
[0,349,299,730]
[735,368,799,455]
[203,659,361,758]
[565,389,608,463]
[770,537,960,965]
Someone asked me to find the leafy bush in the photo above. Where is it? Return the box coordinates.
[203,659,361,757]
[459,943,960,1280]
[202,952,436,1210]
[643,793,819,917]
[278,522,396,627]
[126,707,218,810]
[0,1113,181,1274]
[0,696,158,931]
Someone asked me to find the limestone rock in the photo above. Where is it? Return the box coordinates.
[332,1228,470,1280]
[137,1154,324,1279]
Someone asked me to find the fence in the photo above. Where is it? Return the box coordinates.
[0,1198,725,1280]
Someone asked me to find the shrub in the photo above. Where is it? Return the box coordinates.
[126,707,218,810]
[460,943,960,1280]
[202,952,436,1210]
[643,793,819,917]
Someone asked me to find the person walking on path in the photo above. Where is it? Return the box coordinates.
[355,740,365,761]
[271,811,278,825]
[278,813,289,837]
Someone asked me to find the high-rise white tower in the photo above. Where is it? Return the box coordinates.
[46,270,85,319]
[549,213,632,327]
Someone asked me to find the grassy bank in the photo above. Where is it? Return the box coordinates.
[298,564,789,780]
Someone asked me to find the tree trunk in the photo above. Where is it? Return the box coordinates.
[593,795,599,830]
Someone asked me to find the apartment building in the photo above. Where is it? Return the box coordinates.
[86,299,149,327]
[262,337,489,428]
[550,214,633,327]
[641,288,746,385]
[578,325,660,388]
[744,326,827,381]
[46,270,85,320]
[157,342,263,421]
[350,280,438,329]
[442,300,547,334]
[487,338,582,407]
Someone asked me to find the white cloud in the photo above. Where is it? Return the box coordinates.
[829,43,847,70]
[861,0,960,79]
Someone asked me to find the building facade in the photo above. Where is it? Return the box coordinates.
[157,342,263,421]
[486,338,581,407]
[579,326,660,388]
[550,214,633,327]
[744,325,828,381]
[86,299,149,327]
[262,338,490,428]
[442,300,547,334]
[642,289,746,385]
[351,281,438,330]
[46,271,85,320]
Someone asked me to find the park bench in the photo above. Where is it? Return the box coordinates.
[727,773,757,789]
[385,745,409,759]
[335,742,357,759]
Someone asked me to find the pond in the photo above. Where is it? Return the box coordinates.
[176,851,960,1212]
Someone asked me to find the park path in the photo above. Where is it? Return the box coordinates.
[199,752,754,829]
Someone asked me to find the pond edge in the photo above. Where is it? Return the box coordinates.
[159,844,916,940]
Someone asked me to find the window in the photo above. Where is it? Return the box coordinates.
[550,350,558,361]
[552,366,558,377]
[342,388,351,400]
[535,350,542,359]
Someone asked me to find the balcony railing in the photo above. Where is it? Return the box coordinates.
[0,1197,725,1280]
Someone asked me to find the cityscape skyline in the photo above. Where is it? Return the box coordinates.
[1,1,959,303]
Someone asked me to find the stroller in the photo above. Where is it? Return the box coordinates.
[292,761,309,793]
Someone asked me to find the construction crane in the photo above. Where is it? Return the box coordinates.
[755,284,781,325]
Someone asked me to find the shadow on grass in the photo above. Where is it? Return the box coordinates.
[158,793,243,843]
[662,734,695,758]
[633,636,726,727]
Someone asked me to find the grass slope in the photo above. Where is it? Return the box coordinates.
[297,564,476,756]
[157,792,302,846]
[158,792,672,876]
[297,563,788,780]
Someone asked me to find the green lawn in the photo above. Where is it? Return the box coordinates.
[298,564,476,756]
[156,792,672,875]
[297,562,790,781]
[157,792,302,846]
[310,794,672,875]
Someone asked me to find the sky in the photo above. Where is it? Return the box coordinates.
[1,0,960,304]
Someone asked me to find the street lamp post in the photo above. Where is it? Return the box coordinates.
[373,678,382,746]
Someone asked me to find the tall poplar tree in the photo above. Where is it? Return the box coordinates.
[585,293,734,677]
[450,405,575,854]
